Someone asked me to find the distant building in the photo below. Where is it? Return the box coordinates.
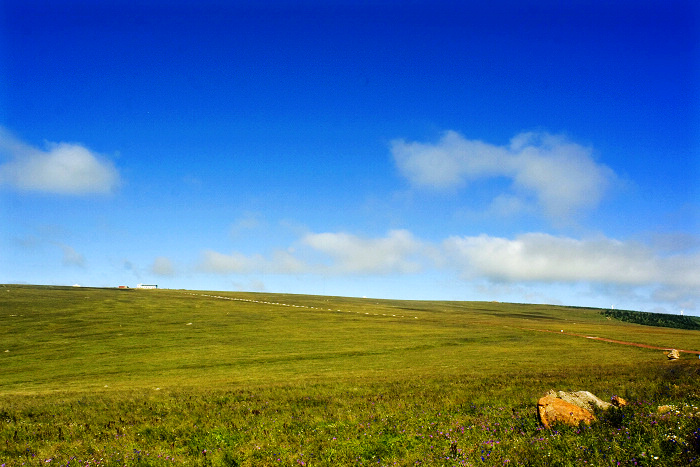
[136,284,158,289]
[118,285,129,289]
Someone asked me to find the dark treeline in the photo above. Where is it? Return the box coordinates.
[602,309,700,331]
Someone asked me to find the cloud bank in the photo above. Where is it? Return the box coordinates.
[391,131,617,219]
[443,233,699,288]
[0,128,120,195]
[198,229,700,311]
[200,230,429,276]
[200,230,699,288]
[199,249,307,275]
[301,229,425,274]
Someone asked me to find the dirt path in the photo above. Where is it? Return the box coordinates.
[536,329,700,355]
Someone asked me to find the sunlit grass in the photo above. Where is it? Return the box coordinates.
[0,285,698,466]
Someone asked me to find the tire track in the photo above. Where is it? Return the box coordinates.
[536,329,700,355]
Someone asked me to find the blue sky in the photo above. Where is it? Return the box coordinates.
[1,0,698,314]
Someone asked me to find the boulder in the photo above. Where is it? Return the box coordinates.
[538,390,625,429]
[537,395,596,429]
[667,349,680,360]
[546,390,612,412]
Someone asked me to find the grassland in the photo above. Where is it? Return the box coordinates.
[1,284,698,466]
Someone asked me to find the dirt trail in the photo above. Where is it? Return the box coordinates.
[536,329,700,355]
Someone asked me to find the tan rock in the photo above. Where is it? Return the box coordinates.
[667,349,680,360]
[611,395,627,407]
[537,395,596,429]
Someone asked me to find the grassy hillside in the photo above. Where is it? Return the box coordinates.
[1,285,699,466]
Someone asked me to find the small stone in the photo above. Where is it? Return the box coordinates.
[611,395,627,407]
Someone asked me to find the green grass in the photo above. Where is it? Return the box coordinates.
[1,284,699,466]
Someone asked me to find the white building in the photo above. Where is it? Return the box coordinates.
[136,284,158,289]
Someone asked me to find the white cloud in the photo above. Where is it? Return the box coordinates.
[0,128,120,195]
[198,230,427,276]
[301,229,425,274]
[199,249,306,275]
[391,131,505,188]
[443,233,700,288]
[200,250,264,274]
[391,130,616,219]
[151,256,175,276]
[509,132,616,219]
